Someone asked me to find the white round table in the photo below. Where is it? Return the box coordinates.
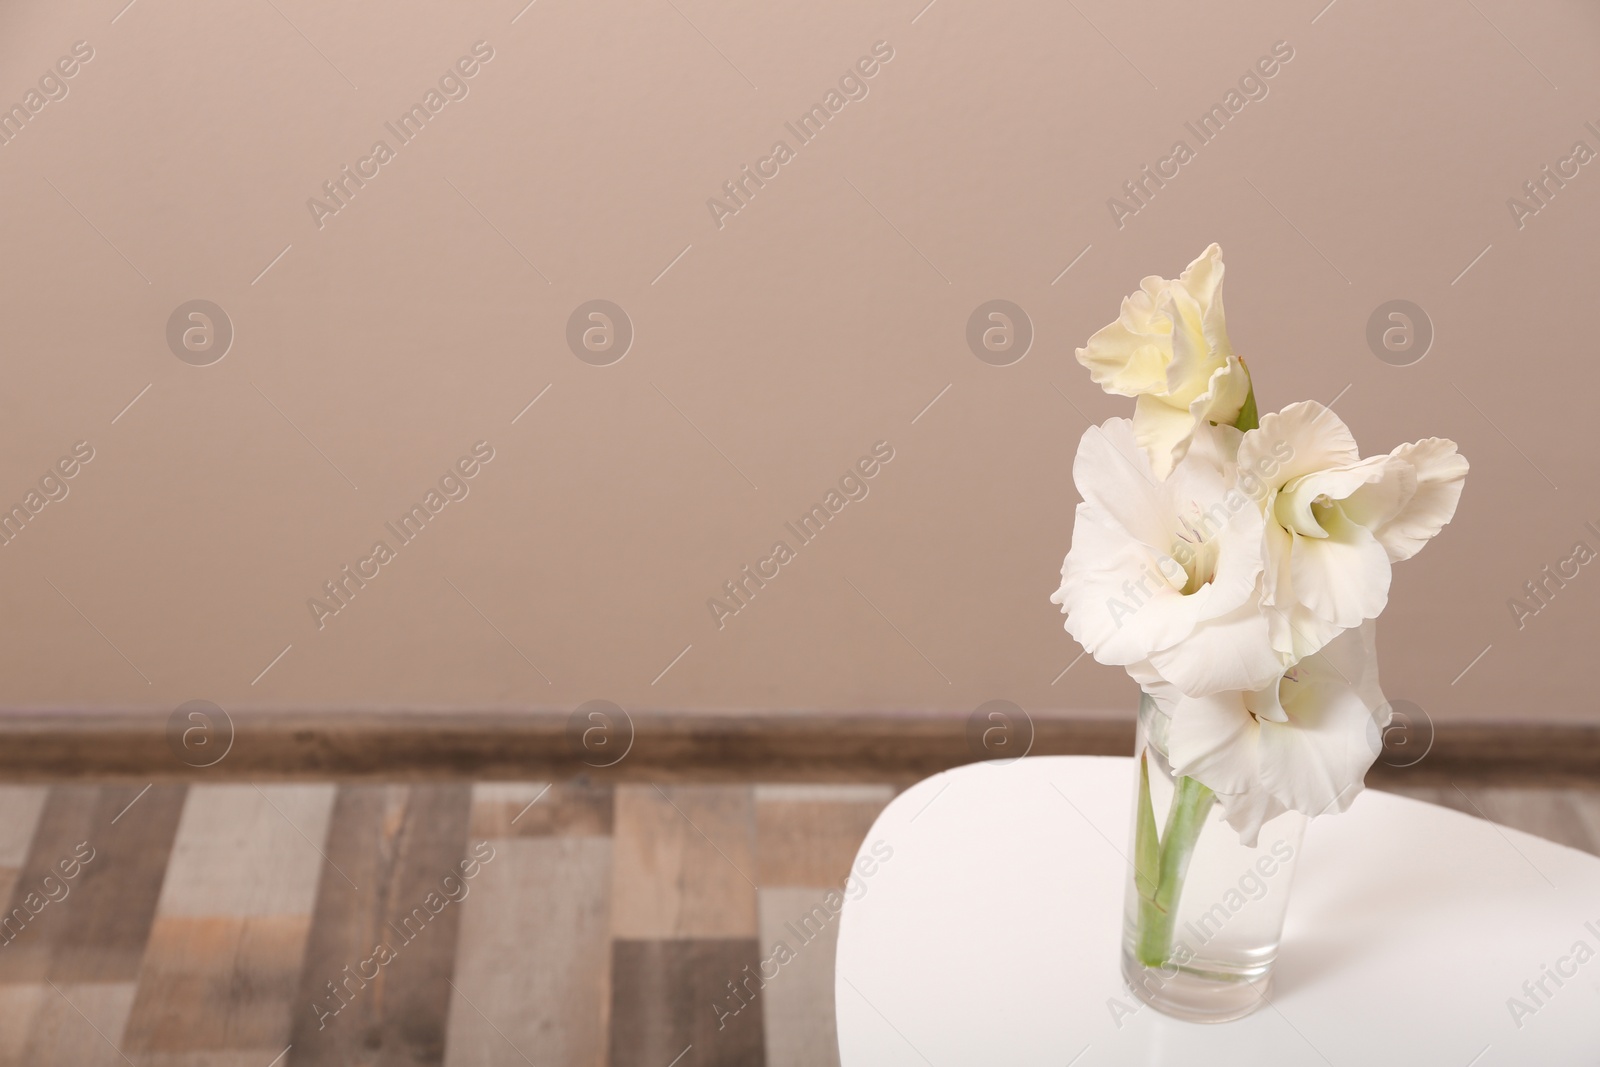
[835,756,1600,1066]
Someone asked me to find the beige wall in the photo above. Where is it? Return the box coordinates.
[0,0,1595,724]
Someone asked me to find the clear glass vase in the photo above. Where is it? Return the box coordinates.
[1120,692,1306,1023]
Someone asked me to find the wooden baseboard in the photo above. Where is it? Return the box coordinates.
[1,709,1596,784]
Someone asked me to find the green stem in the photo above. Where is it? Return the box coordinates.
[1134,770,1216,968]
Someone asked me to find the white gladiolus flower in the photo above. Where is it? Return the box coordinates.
[1059,245,1473,973]
[1166,622,1389,846]
[1050,417,1288,698]
[1235,402,1470,661]
[1074,243,1252,480]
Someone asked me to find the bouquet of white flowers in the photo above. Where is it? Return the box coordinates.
[1050,245,1469,993]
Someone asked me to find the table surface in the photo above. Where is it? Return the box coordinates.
[835,756,1600,1066]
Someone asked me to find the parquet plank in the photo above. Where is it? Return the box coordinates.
[609,939,765,1067]
[286,784,472,1067]
[444,836,612,1067]
[611,786,757,939]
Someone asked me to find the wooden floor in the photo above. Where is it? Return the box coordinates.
[0,777,1595,1066]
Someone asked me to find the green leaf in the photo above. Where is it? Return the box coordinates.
[1233,388,1258,432]
[1231,358,1259,432]
[1134,751,1160,902]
